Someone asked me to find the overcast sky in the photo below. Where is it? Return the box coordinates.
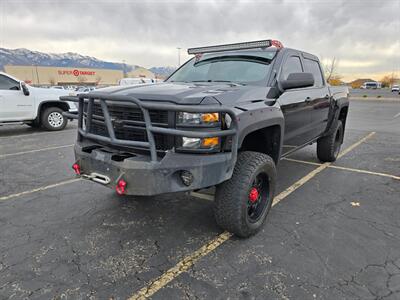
[0,0,399,81]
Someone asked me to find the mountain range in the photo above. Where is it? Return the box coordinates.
[0,48,176,77]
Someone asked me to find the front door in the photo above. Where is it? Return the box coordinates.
[0,75,34,122]
[277,55,314,154]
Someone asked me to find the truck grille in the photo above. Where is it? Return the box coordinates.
[86,103,171,151]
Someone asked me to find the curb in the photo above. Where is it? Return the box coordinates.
[349,97,400,102]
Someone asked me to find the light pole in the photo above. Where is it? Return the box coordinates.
[35,65,40,86]
[176,47,181,67]
[122,59,127,78]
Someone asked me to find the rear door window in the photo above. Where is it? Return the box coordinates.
[303,58,324,87]
[281,56,303,80]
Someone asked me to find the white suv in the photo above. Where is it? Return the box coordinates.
[0,72,77,131]
[391,85,399,92]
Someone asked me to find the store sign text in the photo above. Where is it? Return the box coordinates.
[58,69,96,76]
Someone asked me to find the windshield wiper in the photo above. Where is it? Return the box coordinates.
[191,80,244,86]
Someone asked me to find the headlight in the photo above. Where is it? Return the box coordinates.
[182,137,220,149]
[177,112,220,126]
[177,112,221,151]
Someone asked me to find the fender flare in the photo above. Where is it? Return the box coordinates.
[236,108,285,161]
[324,100,349,137]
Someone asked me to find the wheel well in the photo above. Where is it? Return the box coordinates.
[338,106,348,129]
[38,102,69,118]
[239,125,281,164]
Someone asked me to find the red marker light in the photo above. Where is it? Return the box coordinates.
[271,40,284,48]
[116,179,127,195]
[72,163,81,175]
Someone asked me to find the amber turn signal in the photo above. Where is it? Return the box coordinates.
[201,137,219,147]
[201,113,219,123]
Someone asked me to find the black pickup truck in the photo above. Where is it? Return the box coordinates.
[62,40,349,237]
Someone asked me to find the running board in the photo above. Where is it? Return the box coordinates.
[0,122,25,125]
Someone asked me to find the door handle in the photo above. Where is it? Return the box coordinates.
[305,97,312,103]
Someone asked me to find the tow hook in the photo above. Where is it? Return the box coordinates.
[82,173,111,185]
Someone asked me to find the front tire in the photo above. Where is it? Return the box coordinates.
[317,120,343,162]
[41,107,67,131]
[214,151,277,238]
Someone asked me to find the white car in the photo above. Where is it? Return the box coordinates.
[391,85,399,92]
[0,72,77,131]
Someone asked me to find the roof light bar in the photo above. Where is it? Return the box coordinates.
[187,39,283,55]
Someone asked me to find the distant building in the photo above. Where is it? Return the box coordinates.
[4,65,155,86]
[127,67,155,79]
[348,78,376,89]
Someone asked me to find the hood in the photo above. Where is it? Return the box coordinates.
[93,82,270,106]
[30,86,72,97]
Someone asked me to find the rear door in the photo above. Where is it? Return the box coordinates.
[302,55,332,138]
[0,75,34,121]
[277,54,314,153]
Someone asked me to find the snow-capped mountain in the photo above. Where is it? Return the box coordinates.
[0,48,137,71]
[149,66,177,77]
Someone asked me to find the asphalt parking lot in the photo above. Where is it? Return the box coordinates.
[0,99,399,299]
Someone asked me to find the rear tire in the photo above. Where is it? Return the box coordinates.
[317,120,343,162]
[41,107,67,131]
[214,151,276,238]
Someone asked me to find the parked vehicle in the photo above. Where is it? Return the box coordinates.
[391,85,399,92]
[63,40,349,237]
[50,86,66,90]
[360,81,381,89]
[0,72,77,130]
[119,77,155,86]
[76,86,96,93]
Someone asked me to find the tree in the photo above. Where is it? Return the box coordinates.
[327,75,343,86]
[323,57,339,82]
[380,73,396,88]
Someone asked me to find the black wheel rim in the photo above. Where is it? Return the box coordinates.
[247,172,270,223]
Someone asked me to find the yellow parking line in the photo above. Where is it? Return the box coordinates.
[272,163,331,206]
[128,131,376,300]
[283,157,322,166]
[0,144,73,159]
[0,128,75,140]
[129,231,233,300]
[337,132,375,158]
[329,165,400,180]
[284,157,399,181]
[0,178,80,202]
[189,191,215,201]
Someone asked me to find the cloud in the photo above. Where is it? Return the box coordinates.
[1,0,399,80]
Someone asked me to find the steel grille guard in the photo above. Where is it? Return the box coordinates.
[61,92,239,163]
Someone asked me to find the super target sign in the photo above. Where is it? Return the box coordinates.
[58,69,96,76]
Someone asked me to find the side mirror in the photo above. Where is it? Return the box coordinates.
[20,82,30,96]
[280,72,314,90]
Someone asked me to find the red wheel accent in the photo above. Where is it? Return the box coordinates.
[249,187,259,203]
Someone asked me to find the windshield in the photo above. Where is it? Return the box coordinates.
[167,52,275,85]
